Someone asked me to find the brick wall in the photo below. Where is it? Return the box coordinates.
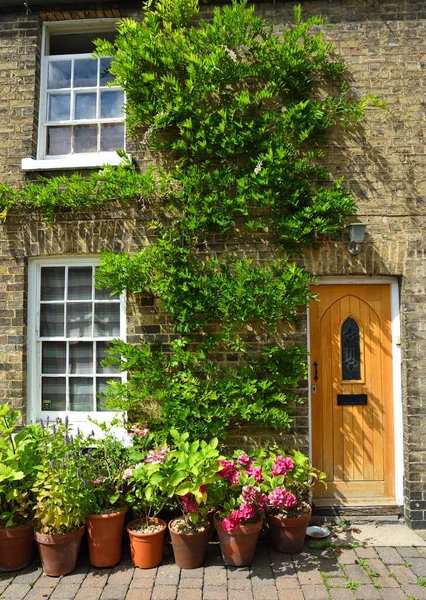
[0,0,425,526]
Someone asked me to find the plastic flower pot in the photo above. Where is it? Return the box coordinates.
[86,508,128,568]
[127,518,166,569]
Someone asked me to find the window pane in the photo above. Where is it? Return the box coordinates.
[42,377,66,411]
[74,125,98,153]
[42,342,66,374]
[49,31,116,56]
[47,126,71,155]
[100,58,115,86]
[68,267,92,300]
[94,268,119,299]
[70,377,93,411]
[66,302,92,337]
[100,124,125,152]
[48,93,70,121]
[41,267,65,301]
[40,304,64,337]
[47,60,71,89]
[96,377,120,411]
[96,341,119,374]
[74,59,97,87]
[70,341,93,374]
[101,91,124,118]
[75,92,97,120]
[94,304,120,337]
[341,318,361,380]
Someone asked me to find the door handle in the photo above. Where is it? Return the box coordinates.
[313,361,319,382]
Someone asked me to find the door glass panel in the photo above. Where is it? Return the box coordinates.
[341,317,361,380]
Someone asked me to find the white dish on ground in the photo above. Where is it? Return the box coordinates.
[306,525,330,539]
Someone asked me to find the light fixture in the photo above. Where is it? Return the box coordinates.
[347,223,366,255]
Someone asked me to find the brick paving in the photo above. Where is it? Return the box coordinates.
[2,536,426,600]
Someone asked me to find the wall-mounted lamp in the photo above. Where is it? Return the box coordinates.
[347,223,366,255]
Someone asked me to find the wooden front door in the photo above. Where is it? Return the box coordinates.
[310,284,395,505]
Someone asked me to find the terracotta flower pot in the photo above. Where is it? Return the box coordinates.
[214,513,262,567]
[168,518,210,569]
[266,507,312,553]
[35,526,85,577]
[0,524,34,571]
[127,518,166,569]
[86,508,128,568]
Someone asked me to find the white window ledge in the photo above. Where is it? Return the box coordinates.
[21,152,131,172]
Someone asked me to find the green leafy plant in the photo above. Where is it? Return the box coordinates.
[32,418,92,535]
[345,580,361,590]
[418,578,426,588]
[0,404,41,528]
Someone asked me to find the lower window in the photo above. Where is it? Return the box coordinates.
[28,258,126,426]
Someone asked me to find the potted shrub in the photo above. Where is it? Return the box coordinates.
[0,404,40,571]
[213,452,267,567]
[32,418,91,576]
[84,420,134,568]
[123,441,171,569]
[165,431,223,569]
[260,448,326,553]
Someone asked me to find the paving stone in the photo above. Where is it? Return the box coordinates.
[1,584,33,599]
[24,590,55,600]
[296,568,323,585]
[351,584,381,599]
[107,564,134,586]
[402,583,426,599]
[11,568,42,586]
[73,590,103,600]
[151,586,177,600]
[343,564,372,584]
[201,586,228,600]
[355,548,378,560]
[299,584,329,599]
[329,589,356,600]
[327,577,347,588]
[180,568,203,579]
[409,557,426,577]
[373,576,399,587]
[81,570,112,588]
[177,591,201,600]
[252,586,278,600]
[204,567,227,587]
[277,589,303,600]
[0,583,11,596]
[396,546,423,559]
[250,568,274,586]
[375,548,403,565]
[129,576,155,589]
[176,578,202,589]
[229,590,253,600]
[270,560,296,578]
[388,564,417,583]
[131,568,157,582]
[227,577,252,590]
[100,584,130,600]
[50,584,81,599]
[274,577,300,589]
[125,590,152,600]
[337,550,357,565]
[318,559,344,577]
[60,566,90,586]
[155,565,180,586]
[365,558,389,578]
[377,589,406,600]
[227,567,250,580]
[33,576,58,590]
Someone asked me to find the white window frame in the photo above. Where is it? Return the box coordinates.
[27,256,127,432]
[22,19,131,172]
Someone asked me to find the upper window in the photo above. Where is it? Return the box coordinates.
[28,258,126,428]
[22,21,126,171]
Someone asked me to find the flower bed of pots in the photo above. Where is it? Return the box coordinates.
[1,403,326,574]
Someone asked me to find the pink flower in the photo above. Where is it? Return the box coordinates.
[241,485,260,505]
[257,493,268,509]
[250,467,264,483]
[240,504,256,520]
[268,487,298,509]
[221,510,243,533]
[92,476,107,488]
[237,453,250,466]
[182,493,198,513]
[272,455,295,477]
[231,471,240,485]
[199,484,207,494]
[123,467,134,480]
[129,423,150,438]
[218,459,237,482]
[145,445,168,464]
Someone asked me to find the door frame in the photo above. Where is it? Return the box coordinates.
[307,276,403,506]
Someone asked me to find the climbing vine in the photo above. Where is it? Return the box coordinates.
[1,0,381,440]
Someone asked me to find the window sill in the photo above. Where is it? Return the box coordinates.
[21,152,131,172]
